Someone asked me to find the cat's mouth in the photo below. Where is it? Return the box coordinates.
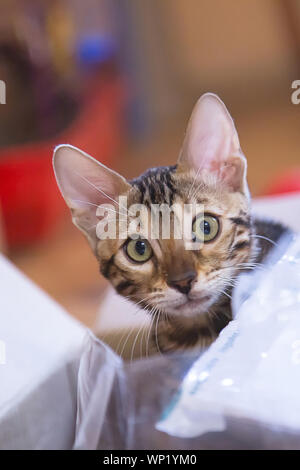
[168,294,212,315]
[180,295,210,307]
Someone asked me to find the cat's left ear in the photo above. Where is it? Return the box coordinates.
[53,144,131,251]
[178,93,249,197]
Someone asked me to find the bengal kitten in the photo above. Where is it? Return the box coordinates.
[53,93,287,353]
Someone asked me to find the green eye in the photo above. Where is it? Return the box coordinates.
[192,214,219,242]
[126,238,153,263]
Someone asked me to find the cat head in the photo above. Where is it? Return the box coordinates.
[53,93,253,318]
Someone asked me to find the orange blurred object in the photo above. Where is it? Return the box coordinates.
[263,169,300,197]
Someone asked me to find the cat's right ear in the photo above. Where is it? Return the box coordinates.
[178,93,249,198]
[53,145,130,251]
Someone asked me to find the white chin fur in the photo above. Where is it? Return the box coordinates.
[164,298,214,318]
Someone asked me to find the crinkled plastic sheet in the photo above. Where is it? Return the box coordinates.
[74,234,300,450]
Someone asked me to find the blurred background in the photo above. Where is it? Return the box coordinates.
[0,0,299,326]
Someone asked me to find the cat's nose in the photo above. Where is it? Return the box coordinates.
[168,271,197,295]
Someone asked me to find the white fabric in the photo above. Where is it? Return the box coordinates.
[0,256,86,449]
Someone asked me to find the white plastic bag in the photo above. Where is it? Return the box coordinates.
[157,234,300,438]
[74,235,300,449]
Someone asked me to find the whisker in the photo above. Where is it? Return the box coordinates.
[116,301,151,355]
[218,289,232,300]
[71,198,127,219]
[72,169,133,216]
[250,234,278,247]
[117,323,137,358]
[71,199,99,208]
[130,319,148,362]
[219,261,266,272]
[140,320,148,360]
[154,308,163,356]
[187,167,201,199]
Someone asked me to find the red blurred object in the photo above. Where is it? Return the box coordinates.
[263,169,300,197]
[0,75,126,248]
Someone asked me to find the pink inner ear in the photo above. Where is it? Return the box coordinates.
[178,93,249,195]
[54,145,129,212]
[220,163,235,180]
[180,94,248,193]
[53,145,132,247]
[221,155,247,192]
[66,168,120,209]
[189,112,234,174]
